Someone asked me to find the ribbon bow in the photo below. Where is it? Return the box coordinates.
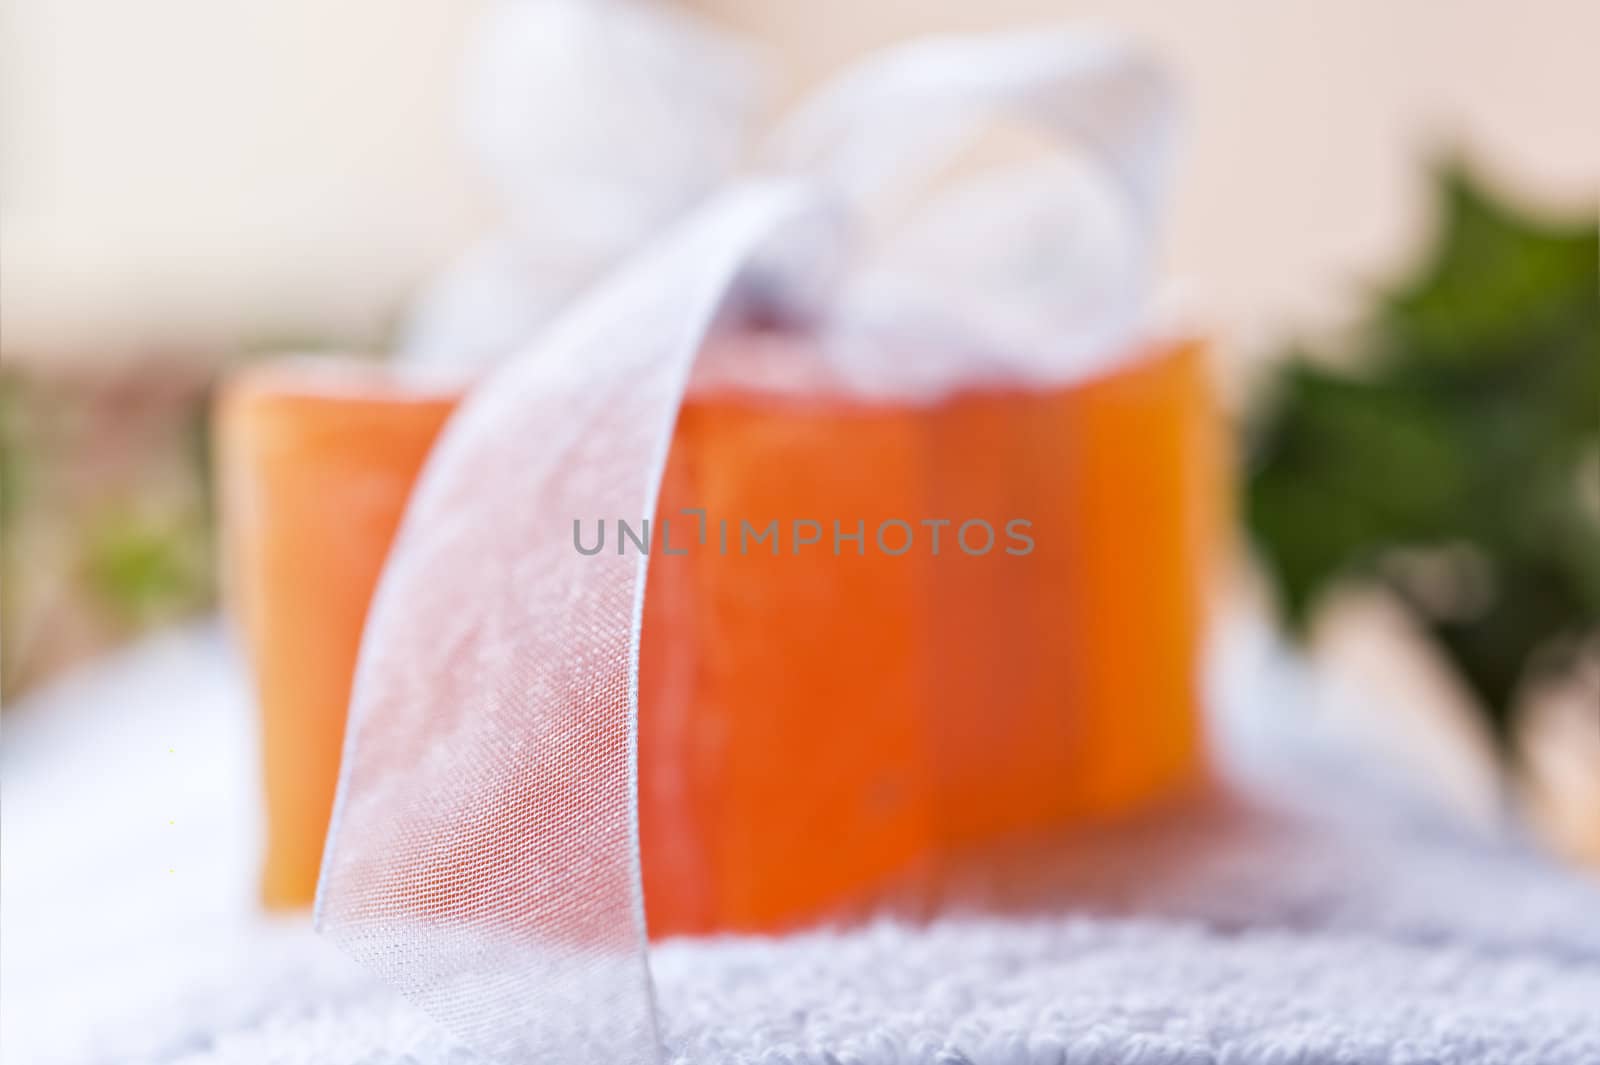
[316,24,1176,1064]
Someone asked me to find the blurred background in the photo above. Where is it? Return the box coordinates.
[1,0,1595,860]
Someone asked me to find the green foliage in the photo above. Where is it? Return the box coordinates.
[0,372,38,693]
[0,369,217,698]
[80,507,212,629]
[1246,162,1600,749]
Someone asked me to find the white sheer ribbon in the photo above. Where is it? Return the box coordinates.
[316,27,1175,1065]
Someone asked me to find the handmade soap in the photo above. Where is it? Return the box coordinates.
[220,338,1223,921]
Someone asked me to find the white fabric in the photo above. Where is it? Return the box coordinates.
[3,619,1597,1065]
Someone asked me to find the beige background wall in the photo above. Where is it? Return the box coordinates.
[3,0,1595,364]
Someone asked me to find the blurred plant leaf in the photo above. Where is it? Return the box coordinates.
[1246,161,1600,750]
[81,507,211,630]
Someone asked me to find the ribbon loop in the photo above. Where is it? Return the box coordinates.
[769,27,1177,391]
[771,27,1173,226]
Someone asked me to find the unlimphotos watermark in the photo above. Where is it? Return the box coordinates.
[574,509,1034,558]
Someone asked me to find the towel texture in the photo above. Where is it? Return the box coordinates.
[2,621,1596,1065]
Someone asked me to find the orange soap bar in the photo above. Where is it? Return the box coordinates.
[638,337,1223,936]
[220,338,1223,922]
[217,362,459,908]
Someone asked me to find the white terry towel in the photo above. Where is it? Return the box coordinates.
[2,620,1596,1065]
